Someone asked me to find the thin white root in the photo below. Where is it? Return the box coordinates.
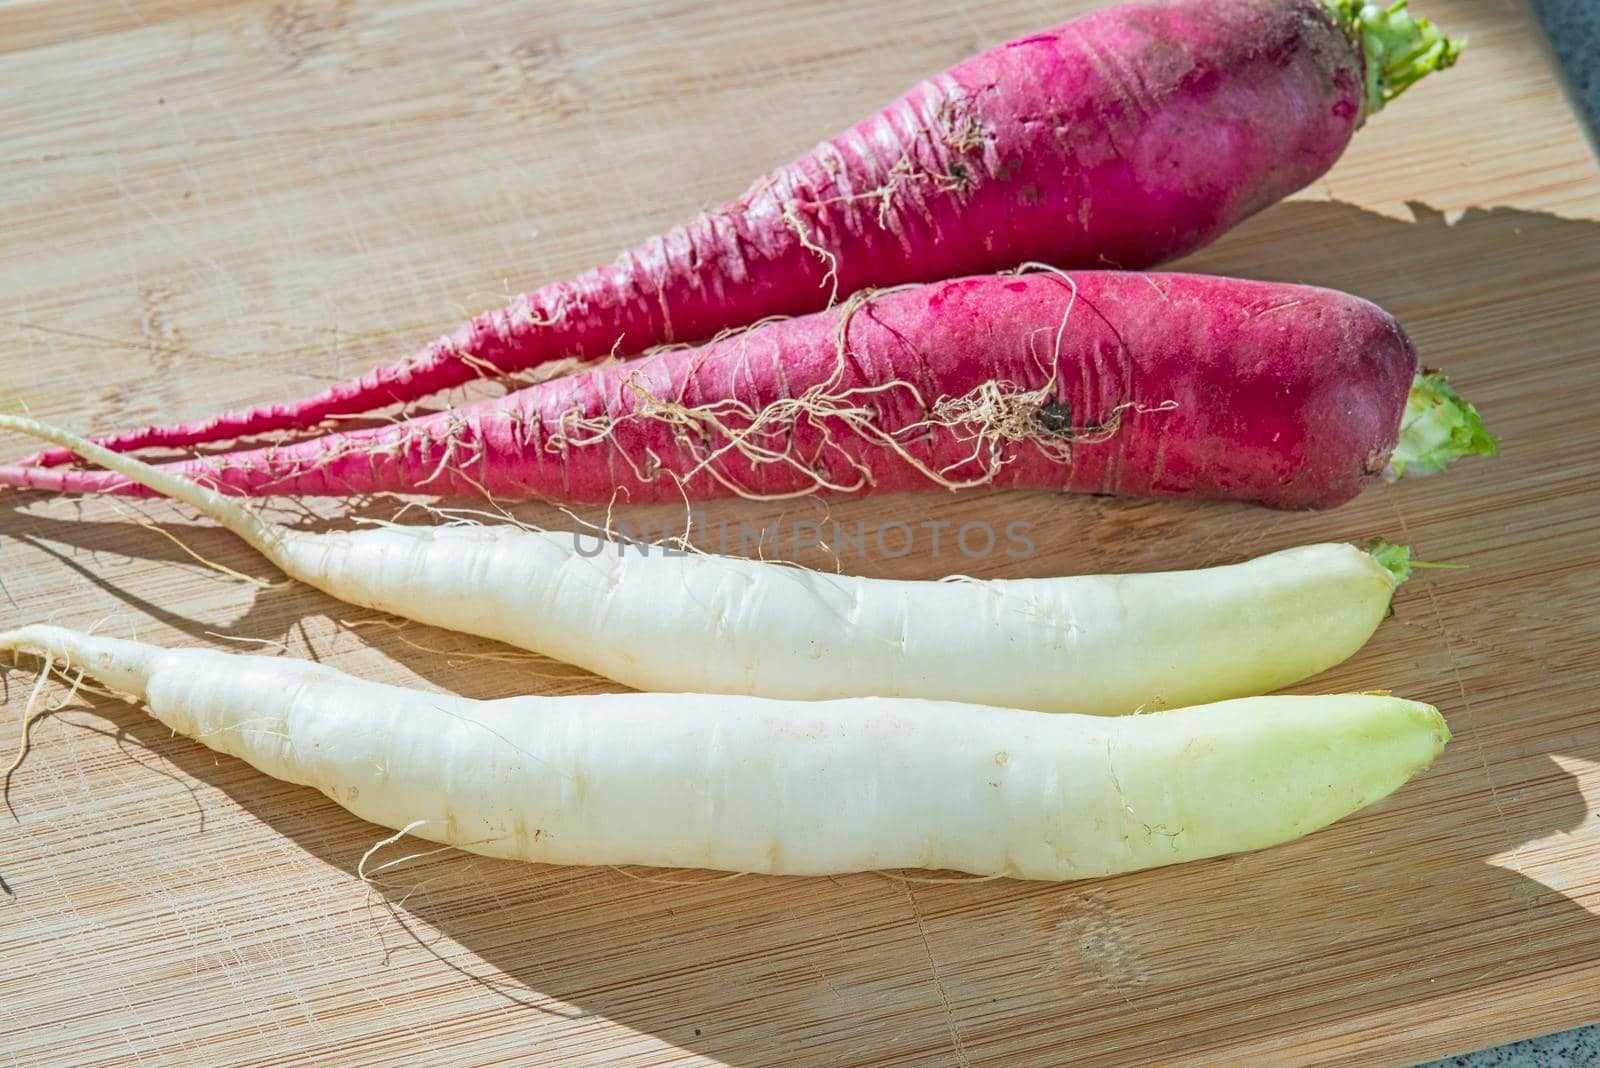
[203,632,291,654]
[337,619,586,676]
[4,656,56,814]
[386,632,561,668]
[362,841,464,881]
[874,870,1007,886]
[358,818,443,884]
[608,865,750,887]
[110,501,288,589]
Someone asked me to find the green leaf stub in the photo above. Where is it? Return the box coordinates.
[1388,371,1498,480]
[1323,0,1464,119]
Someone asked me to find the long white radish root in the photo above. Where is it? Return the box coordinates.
[300,531,1405,714]
[1,626,1448,880]
[1,416,1405,714]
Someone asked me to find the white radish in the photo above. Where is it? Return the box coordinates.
[0,416,1407,714]
[1,626,1448,880]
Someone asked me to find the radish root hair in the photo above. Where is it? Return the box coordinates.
[608,865,750,887]
[109,501,288,589]
[203,632,291,653]
[541,269,1163,500]
[4,655,56,816]
[358,818,445,884]
[779,203,841,306]
[337,618,585,676]
[874,869,1006,886]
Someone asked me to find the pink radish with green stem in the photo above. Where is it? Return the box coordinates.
[13,0,1461,469]
[0,273,1496,508]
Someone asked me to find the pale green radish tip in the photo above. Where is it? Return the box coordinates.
[1323,0,1463,120]
[1427,702,1451,747]
[1387,371,1497,480]
[1362,692,1451,751]
[1411,698,1451,752]
[1363,538,1411,586]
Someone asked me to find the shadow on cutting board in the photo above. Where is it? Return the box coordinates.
[4,197,1600,1064]
[38,702,1598,1065]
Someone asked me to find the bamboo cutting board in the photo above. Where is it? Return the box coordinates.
[3,1,1598,1064]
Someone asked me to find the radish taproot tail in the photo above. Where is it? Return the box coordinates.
[15,0,1461,468]
[0,274,1495,509]
[0,626,1450,880]
[0,411,1412,714]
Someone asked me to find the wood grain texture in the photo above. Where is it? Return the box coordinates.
[1,1,1597,1064]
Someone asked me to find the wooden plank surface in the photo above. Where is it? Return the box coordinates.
[2,0,1598,1064]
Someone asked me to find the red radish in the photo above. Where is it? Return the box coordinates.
[0,272,1494,508]
[16,0,1460,468]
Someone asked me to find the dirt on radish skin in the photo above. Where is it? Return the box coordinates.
[0,272,1493,510]
[14,0,1461,467]
[0,626,1452,880]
